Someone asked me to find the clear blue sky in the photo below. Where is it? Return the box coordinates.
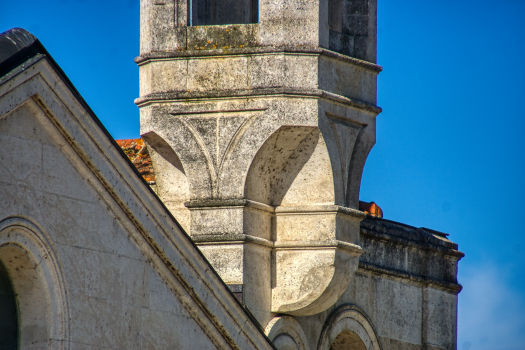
[2,1,524,349]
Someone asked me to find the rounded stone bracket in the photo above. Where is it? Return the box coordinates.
[271,244,362,316]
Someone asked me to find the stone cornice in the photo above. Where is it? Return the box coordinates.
[135,46,383,73]
[185,199,367,219]
[192,234,363,255]
[360,218,464,256]
[357,262,463,294]
[135,88,382,114]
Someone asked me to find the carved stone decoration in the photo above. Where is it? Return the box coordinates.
[138,0,381,327]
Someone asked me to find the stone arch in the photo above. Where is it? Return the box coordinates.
[0,260,17,349]
[142,131,191,232]
[318,305,381,350]
[245,126,335,208]
[265,316,310,350]
[0,216,69,350]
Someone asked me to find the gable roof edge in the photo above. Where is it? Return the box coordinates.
[0,28,274,349]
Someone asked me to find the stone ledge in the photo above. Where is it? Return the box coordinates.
[357,262,463,294]
[135,46,383,73]
[135,88,382,114]
[360,217,463,254]
[192,233,273,248]
[274,240,363,255]
[274,205,366,219]
[192,234,363,255]
[185,199,368,219]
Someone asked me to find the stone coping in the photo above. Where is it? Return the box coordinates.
[360,217,463,254]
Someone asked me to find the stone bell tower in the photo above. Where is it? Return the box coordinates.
[136,0,381,327]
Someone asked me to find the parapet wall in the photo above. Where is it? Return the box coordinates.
[359,217,463,293]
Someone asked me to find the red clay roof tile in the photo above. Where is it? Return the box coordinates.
[116,138,156,184]
[359,201,383,218]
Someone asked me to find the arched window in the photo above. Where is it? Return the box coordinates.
[0,261,17,350]
[330,330,367,350]
[318,305,381,350]
[265,316,310,350]
[189,0,258,25]
[0,217,69,349]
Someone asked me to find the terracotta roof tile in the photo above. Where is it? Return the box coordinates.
[116,138,156,184]
[359,201,383,218]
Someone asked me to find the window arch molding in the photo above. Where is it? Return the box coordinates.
[265,315,310,350]
[317,304,381,350]
[0,216,69,349]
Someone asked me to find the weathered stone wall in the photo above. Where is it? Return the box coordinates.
[136,0,462,349]
[0,104,216,349]
[139,0,375,62]
[328,0,377,62]
[0,48,274,349]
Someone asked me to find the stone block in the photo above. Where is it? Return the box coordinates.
[0,133,42,189]
[186,24,258,50]
[197,244,244,284]
[140,59,188,96]
[190,206,244,235]
[425,288,457,350]
[374,279,422,344]
[343,15,369,36]
[244,207,272,240]
[69,297,141,349]
[141,309,216,349]
[318,56,377,104]
[187,56,249,92]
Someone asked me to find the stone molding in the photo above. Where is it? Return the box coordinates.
[265,316,310,350]
[317,304,382,350]
[360,220,463,255]
[357,262,462,294]
[193,233,363,254]
[186,198,367,217]
[135,46,383,73]
[135,88,382,114]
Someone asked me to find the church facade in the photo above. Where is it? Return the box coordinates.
[0,0,463,349]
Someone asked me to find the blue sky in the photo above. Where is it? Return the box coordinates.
[2,0,524,349]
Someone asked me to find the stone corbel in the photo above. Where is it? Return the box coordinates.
[271,206,365,316]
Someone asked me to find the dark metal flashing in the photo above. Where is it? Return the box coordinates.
[0,28,274,347]
[0,28,40,77]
